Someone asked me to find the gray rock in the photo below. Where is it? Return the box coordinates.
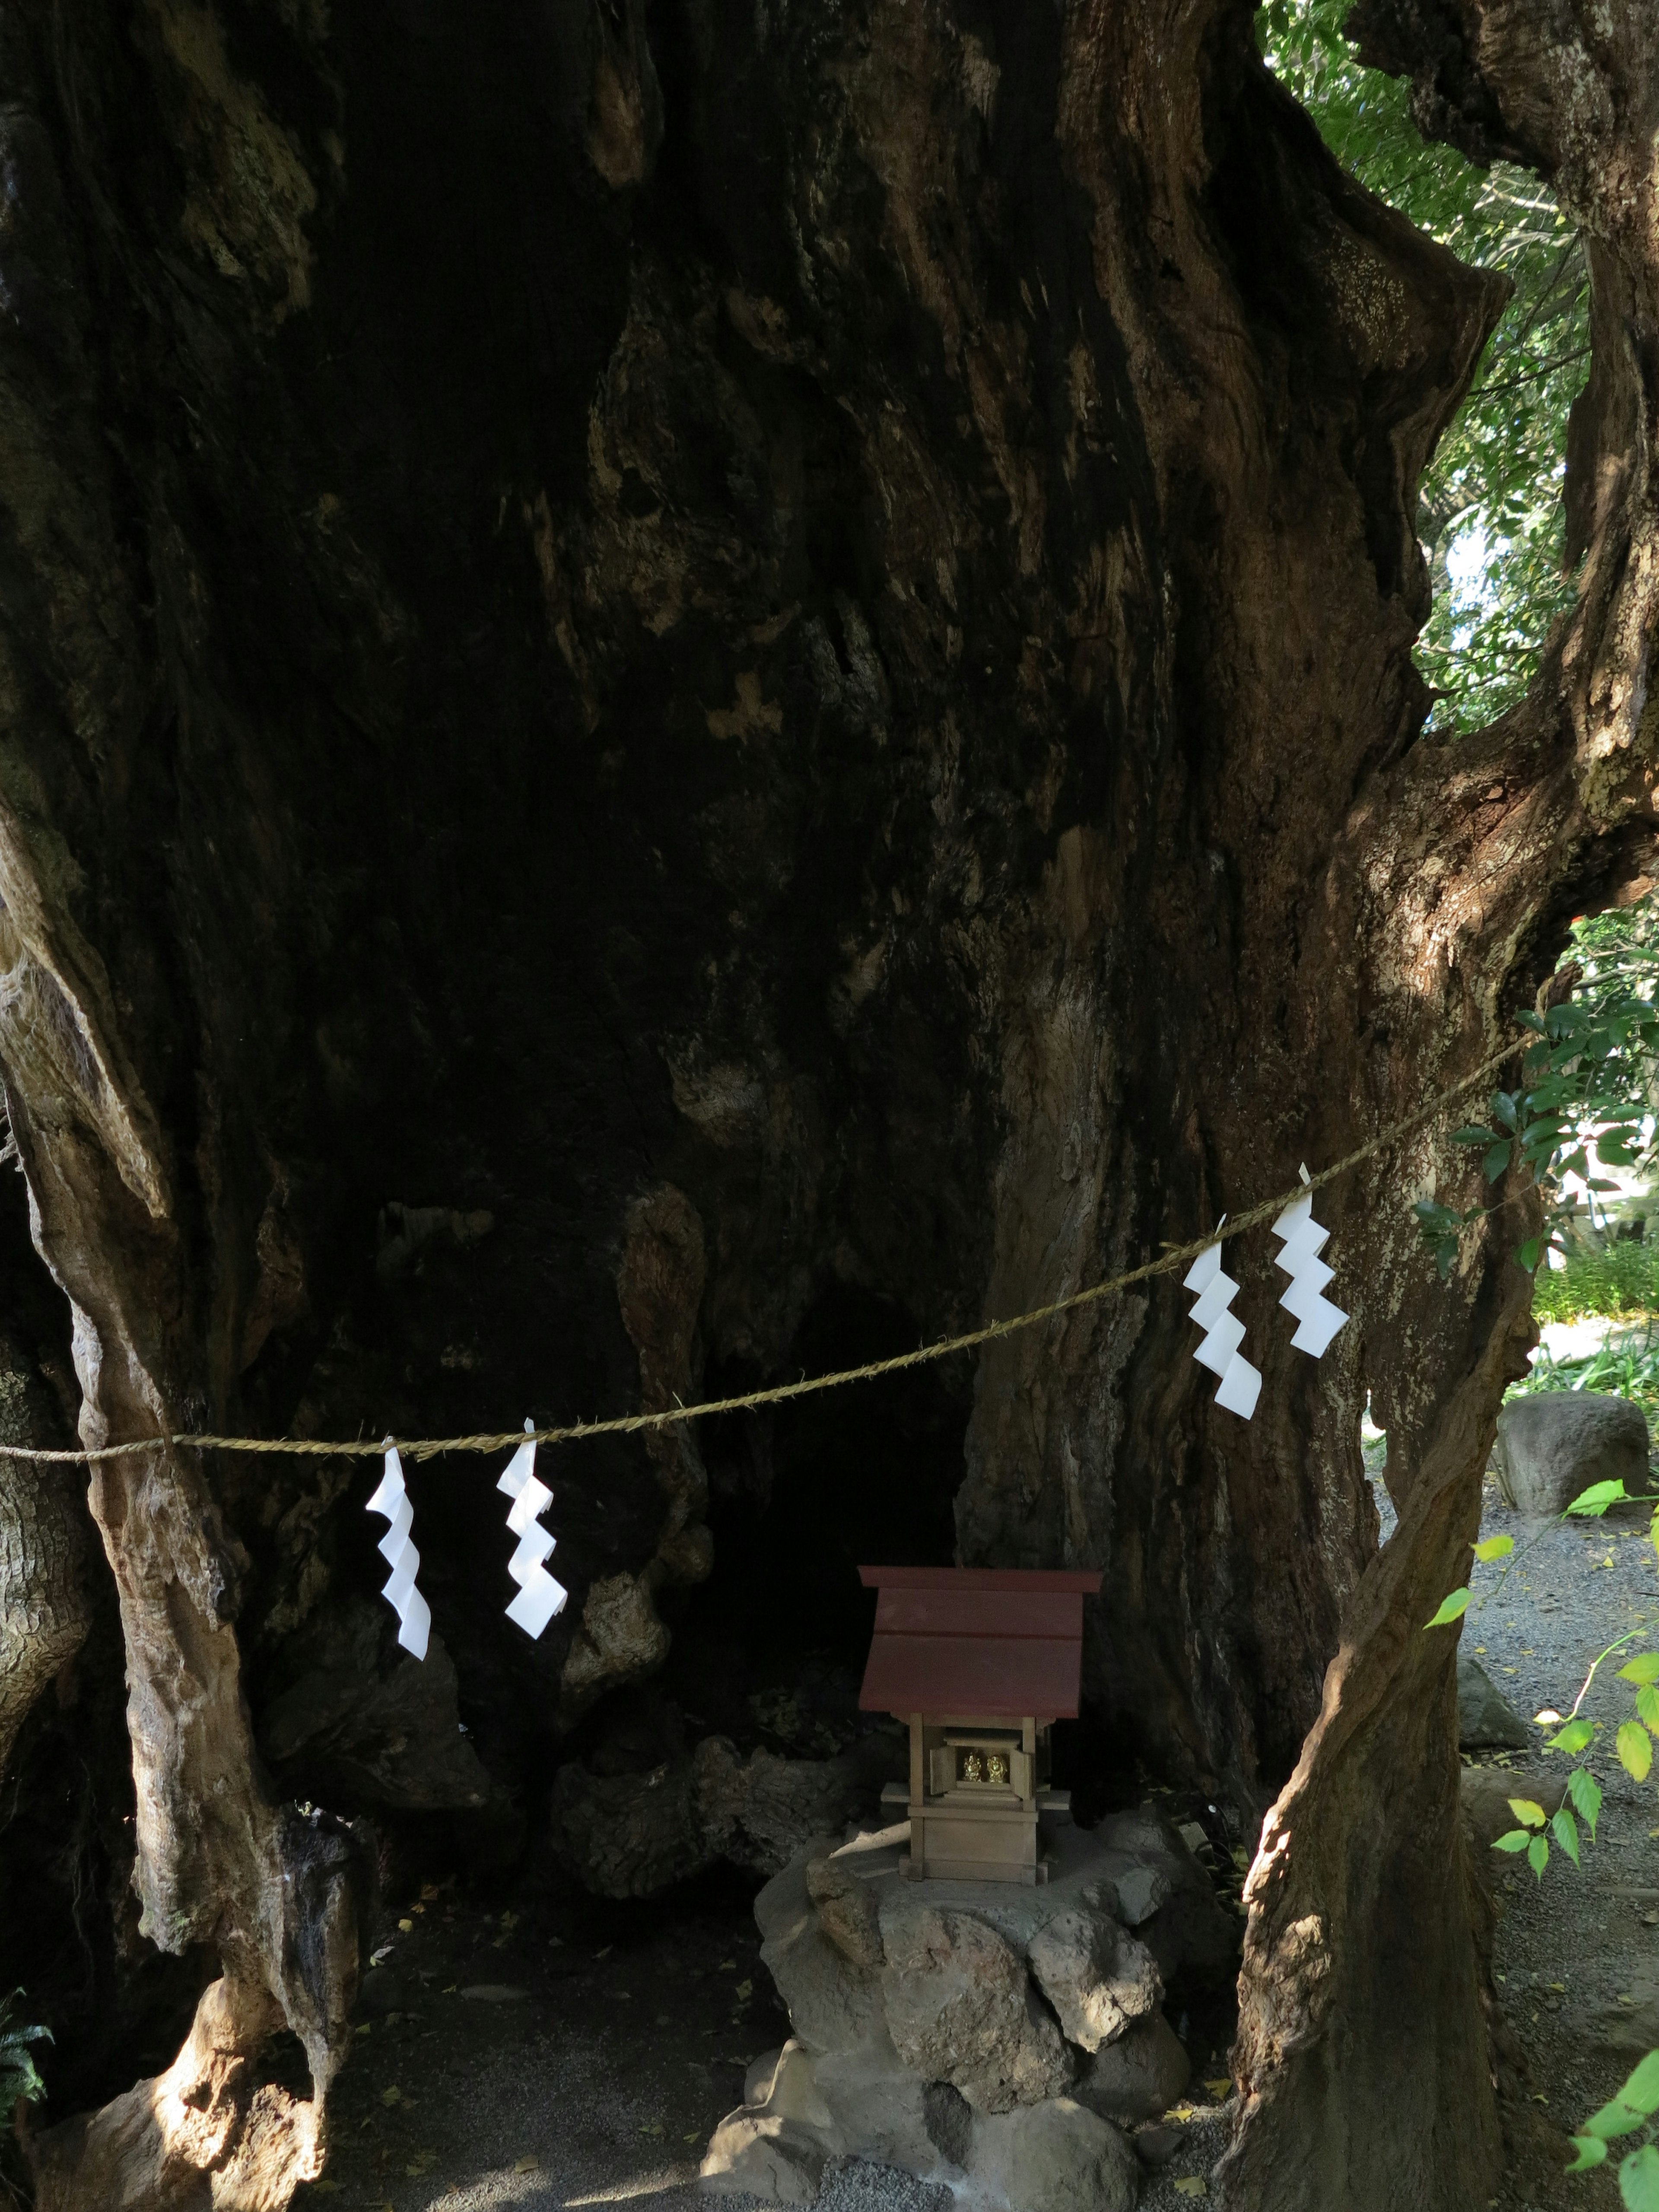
[550,1756,713,1898]
[1072,2012,1190,2124]
[699,1736,904,1875]
[921,2080,974,2169]
[1458,1764,1567,1854]
[813,2032,937,2171]
[880,1896,1072,2112]
[1457,1650,1530,1751]
[1027,1899,1161,2052]
[699,2110,827,2203]
[1107,1862,1170,1927]
[1094,1808,1236,1982]
[760,1850,887,2054]
[1132,2120,1185,2166]
[1575,1970,1659,2056]
[747,2049,786,2106]
[808,1852,887,1970]
[553,1728,903,1899]
[969,2097,1139,2212]
[1494,1390,1650,1518]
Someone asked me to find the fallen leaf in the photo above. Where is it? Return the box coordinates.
[639,2121,664,2137]
[500,1911,520,1930]
[442,1984,458,1994]
[684,2131,703,2145]
[420,1883,441,1902]
[397,1918,413,1932]
[355,2023,372,2037]
[513,2156,539,2174]
[719,1959,736,1971]
[595,1945,613,1959]
[1163,2106,1196,2123]
[1205,2078,1231,2098]
[380,2086,402,2107]
[734,1980,753,2002]
[1173,2181,1208,2199]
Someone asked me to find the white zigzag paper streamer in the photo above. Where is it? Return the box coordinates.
[1183,1222,1262,1421]
[366,1441,431,1660]
[497,1419,568,1640]
[1272,1167,1349,1359]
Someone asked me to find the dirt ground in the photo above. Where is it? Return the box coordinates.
[291,1442,1659,2211]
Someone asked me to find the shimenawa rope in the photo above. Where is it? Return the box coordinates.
[3,1031,1529,1468]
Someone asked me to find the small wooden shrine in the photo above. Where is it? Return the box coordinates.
[858,1564,1103,1885]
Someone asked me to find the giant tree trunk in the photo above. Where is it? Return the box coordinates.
[0,0,1652,2205]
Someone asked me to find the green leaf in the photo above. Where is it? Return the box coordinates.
[1483,1141,1512,1181]
[1618,1720,1653,1783]
[1508,1797,1546,1828]
[1452,1125,1498,1146]
[1547,1718,1594,1754]
[1568,1766,1603,1838]
[1423,1587,1471,1629]
[1568,1480,1629,1517]
[1640,1686,1659,1733]
[1612,2052,1659,2119]
[1516,1237,1542,1271]
[1566,2134,1609,2172]
[1621,2142,1659,2212]
[1491,1830,1532,1853]
[1551,1806,1580,1864]
[1472,1534,1513,1563]
[1527,1833,1549,1876]
[1619,1655,1659,1686]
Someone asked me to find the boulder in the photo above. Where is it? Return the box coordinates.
[1093,1808,1236,1983]
[1459,1765,1567,1854]
[698,1735,904,1873]
[1573,1970,1659,2056]
[1493,1390,1650,1517]
[1072,2012,1190,2124]
[807,1851,887,1970]
[1027,1900,1161,2052]
[759,1847,888,2054]
[879,1895,1072,2111]
[552,1731,904,1899]
[1106,1861,1170,1927]
[1456,1651,1530,1751]
[921,2080,975,2169]
[549,1756,711,1898]
[699,2110,826,2204]
[969,2097,1140,2212]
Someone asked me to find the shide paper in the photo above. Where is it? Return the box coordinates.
[497,1419,568,1639]
[1272,1170,1348,1358]
[1183,1226,1262,1421]
[366,1442,431,1660]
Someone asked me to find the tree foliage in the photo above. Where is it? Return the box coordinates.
[1259,0,1588,733]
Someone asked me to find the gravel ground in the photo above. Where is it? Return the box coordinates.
[296,1376,1659,2212]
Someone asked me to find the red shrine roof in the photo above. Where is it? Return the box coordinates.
[856,1565,1103,1719]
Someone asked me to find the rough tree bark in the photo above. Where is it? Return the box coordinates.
[0,0,1648,2206]
[0,1328,87,1778]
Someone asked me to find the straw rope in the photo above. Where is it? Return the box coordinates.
[3,1030,1530,1468]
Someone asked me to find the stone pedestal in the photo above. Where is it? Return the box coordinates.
[700,1808,1232,2211]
